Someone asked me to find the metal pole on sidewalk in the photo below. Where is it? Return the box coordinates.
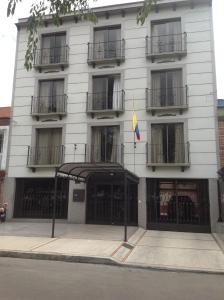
[124,172,127,242]
[51,168,58,238]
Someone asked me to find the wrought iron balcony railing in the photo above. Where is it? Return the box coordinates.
[34,46,69,69]
[87,39,125,66]
[146,142,190,170]
[31,95,67,119]
[27,145,65,167]
[86,90,125,116]
[146,33,187,61]
[146,86,188,114]
[73,143,124,165]
[87,144,124,165]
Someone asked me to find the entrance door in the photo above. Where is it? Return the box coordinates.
[86,175,138,225]
[147,179,210,232]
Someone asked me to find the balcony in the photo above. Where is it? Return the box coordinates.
[34,46,69,71]
[86,90,125,117]
[146,33,187,62]
[146,142,190,171]
[146,86,188,115]
[87,39,125,67]
[31,95,67,120]
[74,143,124,165]
[27,146,65,169]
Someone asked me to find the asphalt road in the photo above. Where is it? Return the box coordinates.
[0,258,223,300]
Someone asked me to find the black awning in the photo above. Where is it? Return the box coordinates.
[57,162,139,183]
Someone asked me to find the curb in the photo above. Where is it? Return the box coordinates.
[1,250,224,276]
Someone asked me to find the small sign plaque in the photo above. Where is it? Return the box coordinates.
[73,189,85,202]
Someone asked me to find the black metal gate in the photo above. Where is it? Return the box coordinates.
[14,178,68,219]
[147,179,210,232]
[86,174,138,225]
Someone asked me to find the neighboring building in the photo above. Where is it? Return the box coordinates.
[217,99,224,168]
[6,0,219,233]
[217,99,224,234]
[0,107,10,205]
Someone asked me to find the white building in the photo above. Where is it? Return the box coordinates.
[6,0,220,233]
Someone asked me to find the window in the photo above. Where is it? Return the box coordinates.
[93,26,121,59]
[92,75,121,110]
[38,79,65,113]
[151,20,182,54]
[151,69,183,107]
[34,128,62,165]
[151,123,184,164]
[40,32,66,64]
[91,126,120,163]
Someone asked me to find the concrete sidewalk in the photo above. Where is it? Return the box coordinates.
[125,230,224,273]
[0,222,224,274]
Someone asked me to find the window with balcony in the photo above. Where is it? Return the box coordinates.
[34,32,69,69]
[147,123,190,169]
[28,128,64,167]
[90,126,122,164]
[147,69,188,113]
[31,79,67,119]
[87,75,124,116]
[88,26,125,66]
[146,19,187,60]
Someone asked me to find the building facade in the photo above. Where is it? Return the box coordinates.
[0,107,10,205]
[217,99,224,237]
[217,99,224,168]
[6,0,219,232]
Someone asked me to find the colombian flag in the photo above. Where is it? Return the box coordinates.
[132,110,140,141]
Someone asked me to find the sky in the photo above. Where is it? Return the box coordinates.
[0,0,223,107]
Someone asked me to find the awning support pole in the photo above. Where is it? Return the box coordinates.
[51,168,58,238]
[124,172,128,242]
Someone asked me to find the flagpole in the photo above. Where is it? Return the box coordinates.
[134,130,136,173]
[132,98,136,173]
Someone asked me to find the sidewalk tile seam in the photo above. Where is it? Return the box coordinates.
[30,238,59,251]
[133,245,223,252]
[212,233,224,254]
[132,230,147,246]
[110,242,124,257]
[122,247,134,262]
[143,235,214,241]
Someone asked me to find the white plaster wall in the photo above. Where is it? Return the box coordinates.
[68,181,86,223]
[8,1,218,182]
[0,126,9,171]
